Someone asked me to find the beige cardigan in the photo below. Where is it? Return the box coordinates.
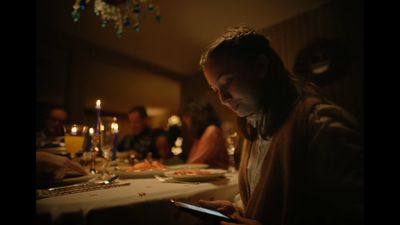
[239,96,363,225]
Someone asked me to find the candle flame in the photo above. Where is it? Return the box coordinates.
[89,127,94,135]
[174,137,183,147]
[71,126,78,135]
[171,146,182,156]
[111,122,119,133]
[96,99,101,108]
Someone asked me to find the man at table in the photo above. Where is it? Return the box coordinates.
[117,105,159,160]
[36,106,68,148]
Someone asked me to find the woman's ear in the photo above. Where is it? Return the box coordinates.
[255,55,269,78]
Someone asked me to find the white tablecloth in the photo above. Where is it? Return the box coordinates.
[36,173,239,225]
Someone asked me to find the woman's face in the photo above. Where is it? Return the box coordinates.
[203,56,263,117]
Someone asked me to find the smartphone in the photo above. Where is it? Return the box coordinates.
[171,199,237,222]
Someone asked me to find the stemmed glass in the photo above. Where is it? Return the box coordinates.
[100,117,118,177]
[224,128,239,173]
[64,124,88,160]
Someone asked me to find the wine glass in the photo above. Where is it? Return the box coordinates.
[224,128,239,173]
[64,124,88,160]
[100,117,118,176]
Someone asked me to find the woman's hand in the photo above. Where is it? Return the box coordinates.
[198,199,237,216]
[221,213,262,225]
[36,151,88,179]
[198,199,261,225]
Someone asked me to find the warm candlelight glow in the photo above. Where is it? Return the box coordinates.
[167,115,182,127]
[89,128,94,135]
[175,137,183,147]
[111,122,119,133]
[71,126,78,135]
[171,137,183,155]
[96,99,101,109]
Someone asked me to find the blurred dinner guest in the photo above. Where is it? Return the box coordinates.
[152,128,183,165]
[117,105,159,160]
[182,99,228,169]
[197,24,363,225]
[152,128,171,161]
[36,106,68,148]
[36,151,87,180]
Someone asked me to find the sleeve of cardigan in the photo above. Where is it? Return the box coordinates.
[307,104,364,225]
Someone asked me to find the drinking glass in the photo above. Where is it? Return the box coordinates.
[224,128,239,173]
[100,117,118,176]
[64,124,88,160]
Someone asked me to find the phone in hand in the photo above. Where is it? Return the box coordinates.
[170,199,237,222]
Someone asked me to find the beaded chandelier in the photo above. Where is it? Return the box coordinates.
[71,0,161,36]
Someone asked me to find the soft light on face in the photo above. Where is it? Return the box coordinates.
[128,111,147,135]
[203,57,262,117]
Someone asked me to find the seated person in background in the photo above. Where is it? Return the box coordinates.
[152,128,172,163]
[182,99,228,169]
[36,151,87,180]
[117,105,159,160]
[36,107,68,148]
[153,128,184,165]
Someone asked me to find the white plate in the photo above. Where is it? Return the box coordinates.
[37,174,95,188]
[114,169,169,179]
[167,163,209,170]
[164,169,226,182]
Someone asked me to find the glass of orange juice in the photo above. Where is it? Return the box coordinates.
[64,124,88,159]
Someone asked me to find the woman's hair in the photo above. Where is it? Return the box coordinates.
[181,99,221,139]
[200,24,323,141]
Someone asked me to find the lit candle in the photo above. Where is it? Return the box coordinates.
[71,126,78,135]
[111,121,119,161]
[171,137,183,156]
[87,127,94,150]
[95,99,101,134]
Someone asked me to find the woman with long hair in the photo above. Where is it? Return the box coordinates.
[182,99,229,169]
[197,24,363,225]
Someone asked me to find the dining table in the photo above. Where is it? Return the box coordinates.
[36,172,239,225]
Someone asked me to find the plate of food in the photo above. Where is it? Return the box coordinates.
[164,169,226,182]
[167,163,209,170]
[114,161,169,179]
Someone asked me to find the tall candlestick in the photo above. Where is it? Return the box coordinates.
[95,99,101,134]
[111,122,119,161]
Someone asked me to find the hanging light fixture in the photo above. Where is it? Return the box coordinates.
[71,0,161,36]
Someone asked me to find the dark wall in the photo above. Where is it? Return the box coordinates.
[261,0,364,127]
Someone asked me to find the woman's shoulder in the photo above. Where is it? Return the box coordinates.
[203,124,223,135]
[197,125,224,143]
